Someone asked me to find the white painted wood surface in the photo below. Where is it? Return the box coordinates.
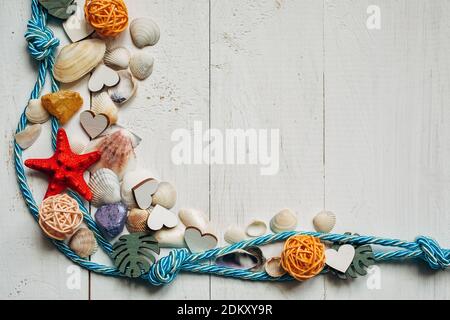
[1,0,448,299]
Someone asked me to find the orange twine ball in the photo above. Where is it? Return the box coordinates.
[84,0,129,37]
[280,235,326,281]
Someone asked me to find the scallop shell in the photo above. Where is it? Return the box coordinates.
[245,220,267,237]
[129,52,154,80]
[215,247,265,271]
[92,92,118,124]
[54,39,106,83]
[130,18,160,48]
[151,182,177,209]
[153,223,186,248]
[126,208,150,233]
[108,70,138,104]
[264,257,286,278]
[121,169,158,208]
[15,124,41,149]
[224,225,247,244]
[312,210,336,233]
[269,208,297,233]
[25,99,49,124]
[68,228,98,258]
[88,168,121,207]
[104,47,131,70]
[68,135,86,154]
[178,208,209,232]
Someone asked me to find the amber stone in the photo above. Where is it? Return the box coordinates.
[41,90,83,125]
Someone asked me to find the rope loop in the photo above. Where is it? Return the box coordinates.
[148,248,190,286]
[415,236,449,270]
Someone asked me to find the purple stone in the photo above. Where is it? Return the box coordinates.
[95,202,127,239]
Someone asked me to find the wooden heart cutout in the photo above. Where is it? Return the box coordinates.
[80,110,109,139]
[62,2,94,42]
[147,205,178,231]
[132,178,159,210]
[184,226,218,253]
[88,64,120,92]
[325,244,355,273]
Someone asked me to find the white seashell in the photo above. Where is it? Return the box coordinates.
[68,228,98,258]
[151,182,177,209]
[104,47,131,70]
[264,257,286,278]
[68,137,86,154]
[25,99,49,124]
[178,208,209,232]
[92,92,118,124]
[224,225,247,244]
[129,52,154,80]
[215,247,265,271]
[270,208,297,233]
[54,39,106,83]
[313,210,336,233]
[126,208,150,233]
[130,18,160,48]
[121,169,158,208]
[108,70,138,104]
[88,168,121,207]
[245,220,267,237]
[15,124,41,149]
[153,223,186,248]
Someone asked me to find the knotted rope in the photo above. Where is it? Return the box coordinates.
[14,0,449,287]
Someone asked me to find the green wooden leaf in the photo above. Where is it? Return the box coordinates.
[39,0,75,20]
[111,233,160,278]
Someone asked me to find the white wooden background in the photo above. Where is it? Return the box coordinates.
[1,0,449,299]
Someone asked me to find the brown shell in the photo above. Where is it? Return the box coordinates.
[68,228,98,258]
[126,208,150,233]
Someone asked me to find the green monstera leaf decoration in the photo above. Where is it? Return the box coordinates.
[39,0,75,20]
[112,233,160,278]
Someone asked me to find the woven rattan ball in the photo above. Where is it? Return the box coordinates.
[84,0,129,37]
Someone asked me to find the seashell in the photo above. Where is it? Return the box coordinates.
[88,168,121,208]
[129,52,154,80]
[92,92,118,124]
[245,219,267,237]
[25,99,49,124]
[126,208,150,233]
[215,247,265,271]
[54,39,106,83]
[108,70,138,104]
[101,125,142,148]
[15,124,41,149]
[313,210,336,233]
[153,222,186,248]
[83,128,137,179]
[264,257,286,278]
[121,169,158,208]
[270,208,297,234]
[151,182,177,209]
[69,139,86,154]
[104,47,131,70]
[224,225,247,244]
[68,228,98,258]
[178,208,209,232]
[130,17,160,48]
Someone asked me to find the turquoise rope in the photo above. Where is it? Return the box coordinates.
[14,0,449,287]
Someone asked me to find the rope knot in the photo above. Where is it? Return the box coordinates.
[415,236,449,270]
[25,14,60,61]
[148,248,190,285]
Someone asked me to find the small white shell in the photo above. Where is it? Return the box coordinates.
[68,228,98,258]
[92,92,118,124]
[130,18,160,48]
[126,208,150,233]
[121,169,158,208]
[224,225,247,244]
[151,182,177,209]
[129,52,154,80]
[153,223,186,248]
[108,70,138,104]
[68,136,86,154]
[313,211,336,233]
[264,257,286,278]
[245,220,267,237]
[178,208,209,232]
[88,168,121,207]
[270,208,297,233]
[15,124,41,149]
[104,47,131,70]
[25,99,49,124]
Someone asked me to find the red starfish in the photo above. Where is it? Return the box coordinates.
[25,128,101,201]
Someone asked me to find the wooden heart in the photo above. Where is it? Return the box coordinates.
[62,2,94,42]
[132,178,159,210]
[325,244,355,273]
[184,226,218,253]
[39,0,75,20]
[88,64,120,92]
[147,205,178,231]
[80,110,109,139]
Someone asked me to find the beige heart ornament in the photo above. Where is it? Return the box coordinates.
[147,205,178,231]
[88,64,120,92]
[184,226,218,253]
[80,110,109,139]
[62,2,94,42]
[325,244,355,273]
[132,178,159,210]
